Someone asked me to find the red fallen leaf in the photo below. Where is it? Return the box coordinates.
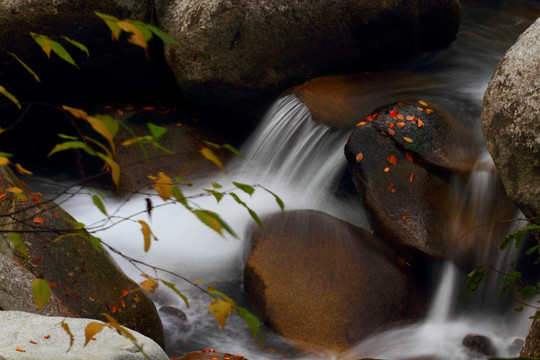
[29,340,37,345]
[46,279,57,288]
[33,258,42,264]
[33,217,44,224]
[402,216,407,220]
[0,193,6,200]
[398,101,404,106]
[396,122,406,128]
[388,155,397,166]
[13,260,20,265]
[16,347,26,352]
[405,152,414,162]
[121,289,129,297]
[112,305,119,313]
[410,173,415,183]
[142,106,155,111]
[372,113,379,119]
[356,121,367,127]
[417,119,425,127]
[384,167,390,173]
[0,174,2,180]
[387,128,395,136]
[43,334,50,339]
[396,113,404,120]
[406,115,415,121]
[417,107,424,112]
[121,299,126,308]
[117,109,124,115]
[389,108,399,116]
[389,123,395,128]
[388,181,397,193]
[53,212,59,218]
[380,131,387,137]
[365,115,373,121]
[356,153,364,162]
[426,108,433,114]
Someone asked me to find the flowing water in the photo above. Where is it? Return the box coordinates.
[42,1,540,359]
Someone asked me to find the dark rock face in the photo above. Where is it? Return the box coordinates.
[0,165,164,346]
[344,100,482,262]
[481,18,540,221]
[462,334,497,357]
[0,1,177,106]
[155,0,461,121]
[244,210,427,352]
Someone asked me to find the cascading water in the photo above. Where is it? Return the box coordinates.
[38,1,540,359]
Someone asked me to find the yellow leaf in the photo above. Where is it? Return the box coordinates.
[96,153,120,187]
[6,187,23,194]
[138,220,157,252]
[32,278,51,310]
[15,163,33,176]
[209,298,234,330]
[0,157,10,166]
[154,171,172,201]
[84,322,107,347]
[0,85,22,109]
[200,146,223,169]
[139,274,159,293]
[117,21,148,50]
[61,321,74,352]
[403,137,413,143]
[62,105,115,153]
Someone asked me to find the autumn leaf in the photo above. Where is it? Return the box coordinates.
[33,217,45,224]
[387,128,395,136]
[138,220,157,252]
[161,280,189,309]
[356,152,363,162]
[426,109,433,114]
[15,163,33,176]
[0,156,10,166]
[419,100,428,106]
[387,155,397,166]
[0,85,21,109]
[410,173,415,183]
[389,108,399,117]
[405,152,414,162]
[356,121,367,127]
[406,115,415,121]
[32,278,51,310]
[140,274,159,293]
[31,32,52,58]
[61,321,74,352]
[84,322,107,346]
[396,122,406,128]
[200,146,224,169]
[209,298,234,330]
[117,21,148,50]
[7,232,28,258]
[62,36,90,58]
[417,119,425,127]
[96,153,120,187]
[100,313,137,343]
[9,52,40,82]
[403,137,413,143]
[154,171,172,201]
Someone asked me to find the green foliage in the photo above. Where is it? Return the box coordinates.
[31,278,51,310]
[6,232,29,258]
[467,266,486,295]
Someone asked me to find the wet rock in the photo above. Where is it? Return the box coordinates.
[0,165,164,347]
[155,0,461,122]
[508,337,525,355]
[344,100,485,262]
[0,1,176,106]
[171,350,248,360]
[244,210,427,352]
[0,311,168,360]
[482,17,540,221]
[462,334,497,357]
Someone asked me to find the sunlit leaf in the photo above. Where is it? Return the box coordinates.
[204,189,224,203]
[146,23,181,47]
[95,12,122,40]
[95,114,119,138]
[229,192,263,228]
[236,306,262,339]
[0,85,21,109]
[92,195,108,216]
[121,135,152,147]
[62,106,115,153]
[7,232,28,258]
[49,39,78,67]
[192,209,222,236]
[57,134,80,140]
[138,220,157,252]
[154,171,172,201]
[125,19,153,42]
[61,321,74,352]
[13,163,32,176]
[208,298,234,330]
[147,123,167,142]
[8,52,40,82]
[260,186,285,212]
[161,280,189,309]
[101,313,137,343]
[62,36,90,58]
[6,187,24,194]
[200,146,223,169]
[388,155,397,166]
[233,182,255,196]
[48,141,96,157]
[96,152,120,187]
[32,278,51,310]
[0,156,10,166]
[117,21,148,50]
[30,32,52,58]
[139,274,159,293]
[84,322,107,346]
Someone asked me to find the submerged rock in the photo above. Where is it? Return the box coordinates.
[462,334,497,357]
[244,210,427,352]
[155,0,461,121]
[0,165,164,346]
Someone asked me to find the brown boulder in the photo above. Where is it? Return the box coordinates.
[0,165,164,346]
[244,210,427,352]
[171,351,249,360]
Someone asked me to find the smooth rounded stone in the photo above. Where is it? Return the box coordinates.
[0,311,168,360]
[462,334,497,357]
[155,0,461,121]
[244,210,427,352]
[481,17,540,220]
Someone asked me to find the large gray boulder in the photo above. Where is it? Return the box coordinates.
[0,311,168,360]
[481,17,540,220]
[155,0,461,120]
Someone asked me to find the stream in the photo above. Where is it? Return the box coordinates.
[42,1,540,359]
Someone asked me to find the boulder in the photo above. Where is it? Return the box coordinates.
[0,165,164,346]
[0,0,177,106]
[244,210,427,352]
[171,351,249,360]
[462,334,497,357]
[521,312,540,359]
[155,0,461,121]
[344,100,487,262]
[0,311,168,360]
[481,17,540,221]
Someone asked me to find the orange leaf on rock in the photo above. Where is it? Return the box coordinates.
[355,153,363,162]
[387,155,397,166]
[384,167,390,173]
[33,217,44,224]
[419,100,428,106]
[387,128,395,136]
[389,108,399,117]
[396,122,406,128]
[406,115,415,121]
[403,137,413,143]
[356,121,367,127]
[417,119,425,127]
[426,109,433,114]
[410,173,415,183]
[405,152,414,162]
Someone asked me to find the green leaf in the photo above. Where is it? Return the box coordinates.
[0,85,21,109]
[95,12,122,40]
[7,232,28,258]
[260,186,285,212]
[151,141,173,155]
[172,186,190,209]
[233,182,255,196]
[229,192,263,229]
[49,39,78,67]
[223,144,243,157]
[203,141,221,149]
[96,152,120,187]
[91,195,108,216]
[520,285,537,299]
[207,288,235,305]
[499,271,522,296]
[467,266,486,295]
[8,52,40,82]
[236,306,262,340]
[192,209,237,238]
[526,245,539,256]
[48,141,96,157]
[146,24,182,47]
[0,152,13,158]
[211,182,222,189]
[204,189,224,203]
[31,32,52,58]
[161,280,190,309]
[95,115,119,138]
[125,19,153,42]
[147,123,168,142]
[62,36,90,58]
[57,133,80,140]
[86,234,103,253]
[32,278,51,310]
